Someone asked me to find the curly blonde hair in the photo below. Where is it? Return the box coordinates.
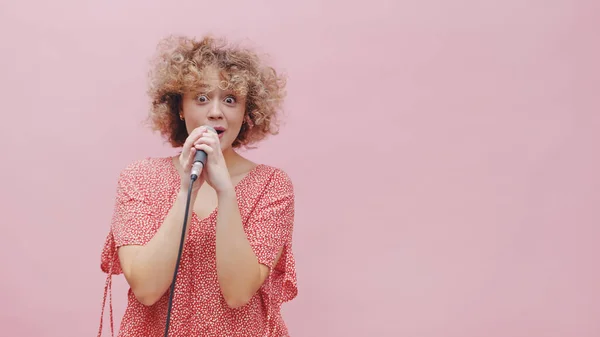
[146,35,287,148]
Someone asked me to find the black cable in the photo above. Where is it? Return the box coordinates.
[164,173,198,337]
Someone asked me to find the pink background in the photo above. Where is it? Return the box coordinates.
[1,0,599,336]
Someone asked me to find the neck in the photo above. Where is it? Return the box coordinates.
[173,147,241,172]
[222,148,241,170]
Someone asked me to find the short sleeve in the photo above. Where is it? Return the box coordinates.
[245,169,295,269]
[110,168,159,248]
[100,163,159,275]
[245,168,298,307]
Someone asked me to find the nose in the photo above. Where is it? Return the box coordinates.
[207,101,224,120]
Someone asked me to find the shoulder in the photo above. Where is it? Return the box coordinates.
[118,156,173,178]
[246,164,294,202]
[253,164,294,190]
[115,156,176,192]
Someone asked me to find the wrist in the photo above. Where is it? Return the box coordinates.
[178,185,199,198]
[216,184,236,198]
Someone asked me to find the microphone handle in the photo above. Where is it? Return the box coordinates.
[190,126,215,179]
[194,149,208,165]
[190,150,206,179]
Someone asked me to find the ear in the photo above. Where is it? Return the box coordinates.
[244,111,255,128]
[178,97,185,120]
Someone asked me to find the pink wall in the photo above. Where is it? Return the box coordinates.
[1,0,599,336]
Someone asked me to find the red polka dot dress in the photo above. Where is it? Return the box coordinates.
[97,157,298,337]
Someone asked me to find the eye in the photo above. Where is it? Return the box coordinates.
[224,96,236,104]
[196,94,209,103]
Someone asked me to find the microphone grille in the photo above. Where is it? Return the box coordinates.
[204,126,216,133]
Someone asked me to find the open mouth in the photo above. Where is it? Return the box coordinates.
[213,126,226,137]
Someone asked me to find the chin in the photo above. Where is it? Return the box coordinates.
[219,134,237,152]
[219,141,233,152]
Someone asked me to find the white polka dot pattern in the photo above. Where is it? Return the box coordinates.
[97,157,298,337]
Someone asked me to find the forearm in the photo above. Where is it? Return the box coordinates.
[125,190,196,305]
[215,188,261,308]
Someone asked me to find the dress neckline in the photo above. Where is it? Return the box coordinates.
[164,157,265,223]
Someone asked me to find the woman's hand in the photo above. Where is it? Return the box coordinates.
[178,126,210,193]
[193,128,234,194]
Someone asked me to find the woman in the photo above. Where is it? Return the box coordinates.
[97,35,298,337]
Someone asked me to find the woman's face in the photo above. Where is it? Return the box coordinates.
[180,66,246,152]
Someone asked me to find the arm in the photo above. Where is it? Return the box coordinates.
[118,190,197,306]
[115,128,207,306]
[215,171,294,309]
[215,187,284,308]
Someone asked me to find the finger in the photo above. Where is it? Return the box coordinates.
[192,129,217,138]
[194,135,218,148]
[192,125,209,136]
[186,147,196,168]
[181,147,195,171]
[181,136,194,158]
[205,127,218,134]
[182,127,208,154]
[194,142,216,154]
[194,144,214,155]
[203,131,220,140]
[200,130,220,142]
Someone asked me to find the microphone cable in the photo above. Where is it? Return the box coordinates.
[163,167,201,337]
[163,126,213,336]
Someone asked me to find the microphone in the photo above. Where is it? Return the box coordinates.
[190,126,216,180]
